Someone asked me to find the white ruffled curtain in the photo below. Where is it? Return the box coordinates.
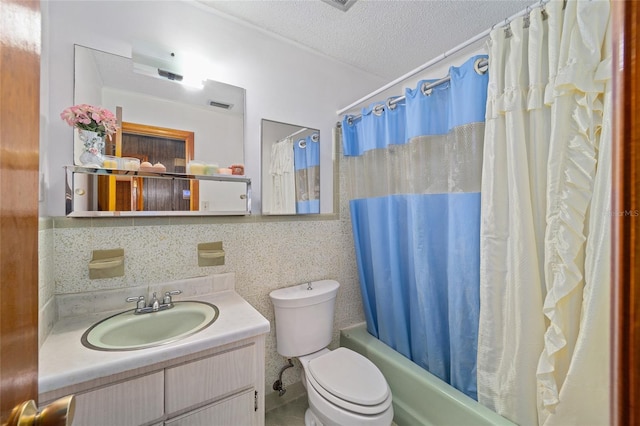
[477,0,611,425]
[269,137,296,214]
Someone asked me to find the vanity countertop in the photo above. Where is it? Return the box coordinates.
[39,289,270,394]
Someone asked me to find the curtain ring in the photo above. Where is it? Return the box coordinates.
[421,83,433,96]
[298,139,307,148]
[347,116,354,126]
[474,58,488,75]
[386,97,398,110]
[505,24,513,38]
[373,104,384,116]
[311,133,319,143]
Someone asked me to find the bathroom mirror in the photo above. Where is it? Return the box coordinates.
[261,119,320,215]
[72,44,246,216]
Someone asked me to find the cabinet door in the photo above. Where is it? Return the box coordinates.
[73,372,164,426]
[165,391,254,426]
[165,344,255,414]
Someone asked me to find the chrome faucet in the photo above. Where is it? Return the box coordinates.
[151,292,160,311]
[126,289,182,314]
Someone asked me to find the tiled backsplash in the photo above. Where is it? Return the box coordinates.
[39,212,364,397]
[55,273,236,319]
[39,219,56,348]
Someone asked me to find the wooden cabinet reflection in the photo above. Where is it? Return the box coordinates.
[98,121,198,212]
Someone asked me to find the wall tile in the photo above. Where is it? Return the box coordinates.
[50,216,364,396]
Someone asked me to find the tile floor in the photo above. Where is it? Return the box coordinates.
[265,394,309,426]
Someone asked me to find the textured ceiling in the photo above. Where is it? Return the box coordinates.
[198,0,535,81]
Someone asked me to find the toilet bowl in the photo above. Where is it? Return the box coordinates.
[269,280,394,426]
[300,348,394,426]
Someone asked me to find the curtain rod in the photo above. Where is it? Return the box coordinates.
[288,127,308,138]
[336,0,550,117]
[280,127,308,142]
[344,57,488,123]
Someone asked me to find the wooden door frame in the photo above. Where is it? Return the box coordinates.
[0,0,40,420]
[120,122,199,211]
[120,122,195,155]
[612,2,640,425]
[100,121,199,212]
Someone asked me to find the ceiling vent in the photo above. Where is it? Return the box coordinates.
[208,100,233,110]
[321,0,358,12]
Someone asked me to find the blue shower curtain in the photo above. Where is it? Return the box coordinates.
[342,55,488,399]
[294,133,320,214]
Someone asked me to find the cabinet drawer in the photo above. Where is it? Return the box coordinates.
[165,344,256,413]
[73,371,164,426]
[165,391,254,426]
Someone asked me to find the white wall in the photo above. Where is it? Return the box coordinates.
[41,0,385,216]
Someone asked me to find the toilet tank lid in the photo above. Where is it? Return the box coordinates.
[269,280,339,308]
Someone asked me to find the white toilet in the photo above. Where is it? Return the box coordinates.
[269,280,394,426]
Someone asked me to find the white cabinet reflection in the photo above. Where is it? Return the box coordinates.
[66,167,251,216]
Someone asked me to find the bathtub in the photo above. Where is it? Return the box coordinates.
[340,323,516,426]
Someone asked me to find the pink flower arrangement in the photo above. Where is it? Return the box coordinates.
[60,104,118,139]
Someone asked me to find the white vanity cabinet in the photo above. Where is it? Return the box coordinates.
[42,337,266,426]
[73,371,165,426]
[165,344,256,415]
[164,391,255,426]
[39,280,270,426]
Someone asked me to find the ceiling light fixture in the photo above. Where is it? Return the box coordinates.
[132,40,206,89]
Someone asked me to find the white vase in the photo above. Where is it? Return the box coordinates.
[77,129,105,167]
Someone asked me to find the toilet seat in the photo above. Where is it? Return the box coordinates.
[306,348,392,415]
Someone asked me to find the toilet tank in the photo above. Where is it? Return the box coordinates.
[269,280,340,357]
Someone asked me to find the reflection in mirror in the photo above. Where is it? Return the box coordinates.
[66,167,251,216]
[73,44,246,216]
[101,121,195,212]
[261,119,320,215]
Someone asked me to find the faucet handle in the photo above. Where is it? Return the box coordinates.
[126,295,146,310]
[163,290,182,305]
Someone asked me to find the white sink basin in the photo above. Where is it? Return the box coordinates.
[81,301,219,351]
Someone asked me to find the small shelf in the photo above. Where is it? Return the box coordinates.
[65,166,252,217]
[67,166,251,183]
